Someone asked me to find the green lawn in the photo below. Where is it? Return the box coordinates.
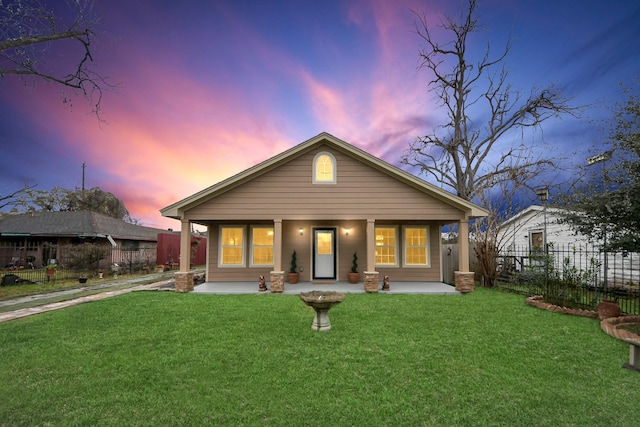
[0,289,638,426]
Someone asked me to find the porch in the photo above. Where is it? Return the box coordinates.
[191,281,460,295]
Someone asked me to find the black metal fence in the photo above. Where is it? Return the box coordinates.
[495,244,640,315]
[1,244,159,285]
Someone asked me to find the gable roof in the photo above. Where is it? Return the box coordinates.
[499,205,568,229]
[0,211,166,241]
[161,132,489,219]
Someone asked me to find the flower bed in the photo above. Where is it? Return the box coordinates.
[525,295,598,318]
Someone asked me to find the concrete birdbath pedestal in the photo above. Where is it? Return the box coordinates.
[299,291,344,332]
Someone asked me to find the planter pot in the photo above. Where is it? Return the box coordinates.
[347,272,359,284]
[597,299,621,320]
[78,277,88,284]
[287,273,300,284]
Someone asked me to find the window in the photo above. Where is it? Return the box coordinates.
[404,226,429,267]
[375,227,397,266]
[220,226,245,266]
[313,152,336,183]
[529,231,544,253]
[251,226,274,266]
[121,240,139,251]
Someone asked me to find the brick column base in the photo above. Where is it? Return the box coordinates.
[270,271,285,293]
[364,271,379,293]
[454,271,475,293]
[175,271,194,293]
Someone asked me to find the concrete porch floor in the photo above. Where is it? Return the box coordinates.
[191,281,460,295]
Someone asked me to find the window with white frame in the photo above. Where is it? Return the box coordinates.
[404,226,429,267]
[313,152,336,183]
[220,226,245,266]
[251,226,274,266]
[375,226,398,266]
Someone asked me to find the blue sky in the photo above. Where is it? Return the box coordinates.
[1,0,638,229]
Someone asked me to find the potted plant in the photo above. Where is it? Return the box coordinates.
[348,251,359,284]
[45,263,57,275]
[288,250,300,284]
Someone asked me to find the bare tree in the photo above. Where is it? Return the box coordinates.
[0,185,35,210]
[402,0,576,202]
[0,0,107,115]
[403,0,577,286]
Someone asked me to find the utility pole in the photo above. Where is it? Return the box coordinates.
[587,150,613,294]
[82,162,86,191]
[536,186,549,299]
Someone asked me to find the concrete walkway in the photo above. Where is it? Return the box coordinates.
[0,279,174,323]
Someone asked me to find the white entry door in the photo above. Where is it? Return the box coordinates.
[313,228,336,280]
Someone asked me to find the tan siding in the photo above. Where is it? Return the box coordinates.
[375,224,442,282]
[186,146,464,221]
[204,220,441,283]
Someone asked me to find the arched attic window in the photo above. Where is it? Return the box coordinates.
[313,152,336,184]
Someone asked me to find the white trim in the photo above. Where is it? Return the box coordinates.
[402,225,430,268]
[312,151,337,184]
[250,225,274,267]
[218,225,246,267]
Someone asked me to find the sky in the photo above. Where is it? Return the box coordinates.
[1,0,639,230]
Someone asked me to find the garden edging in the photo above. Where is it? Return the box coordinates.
[525,295,599,318]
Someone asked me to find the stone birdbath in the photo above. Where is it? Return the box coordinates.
[299,291,345,332]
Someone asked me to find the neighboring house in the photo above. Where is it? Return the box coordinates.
[497,205,586,251]
[497,205,639,287]
[0,211,170,271]
[161,132,488,291]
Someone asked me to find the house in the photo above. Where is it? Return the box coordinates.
[0,211,171,271]
[497,205,586,251]
[497,205,640,287]
[160,132,488,292]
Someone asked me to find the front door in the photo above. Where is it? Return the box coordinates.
[313,228,336,280]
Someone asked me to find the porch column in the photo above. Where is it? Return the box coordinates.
[273,219,282,272]
[364,219,379,293]
[366,219,376,272]
[179,218,191,272]
[454,218,474,293]
[271,219,285,293]
[458,219,469,272]
[175,218,195,293]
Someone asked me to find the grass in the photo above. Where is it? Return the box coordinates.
[0,271,162,301]
[0,289,638,426]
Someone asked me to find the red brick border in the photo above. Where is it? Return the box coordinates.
[600,316,640,346]
[525,295,599,318]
